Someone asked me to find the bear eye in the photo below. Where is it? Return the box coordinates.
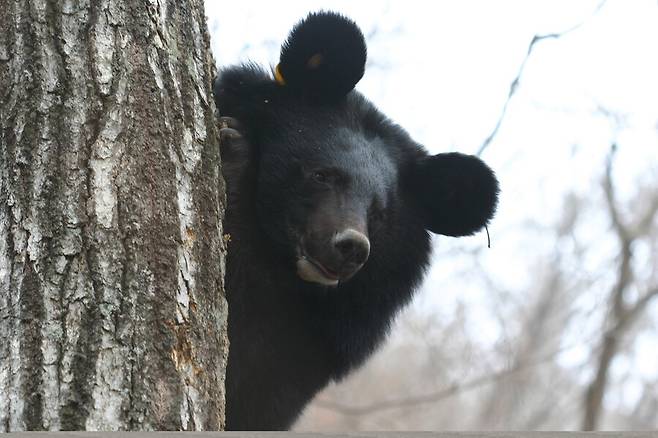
[311,170,330,184]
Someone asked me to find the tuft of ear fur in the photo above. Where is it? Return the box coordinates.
[407,153,499,237]
[277,11,367,102]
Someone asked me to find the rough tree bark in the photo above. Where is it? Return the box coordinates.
[0,0,228,431]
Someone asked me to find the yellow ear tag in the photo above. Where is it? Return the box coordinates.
[274,64,286,85]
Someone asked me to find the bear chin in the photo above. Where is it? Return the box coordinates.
[296,257,340,286]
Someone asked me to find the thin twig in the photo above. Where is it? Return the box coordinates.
[476,0,608,156]
[314,342,591,416]
[603,143,630,241]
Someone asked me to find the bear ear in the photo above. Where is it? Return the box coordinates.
[405,153,499,237]
[276,11,367,102]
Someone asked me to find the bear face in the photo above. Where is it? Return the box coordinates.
[214,11,499,430]
[254,110,399,286]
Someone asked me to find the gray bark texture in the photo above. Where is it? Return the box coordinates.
[0,0,228,431]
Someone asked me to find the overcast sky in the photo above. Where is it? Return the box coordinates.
[205,0,658,410]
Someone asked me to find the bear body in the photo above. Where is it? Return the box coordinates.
[214,12,499,430]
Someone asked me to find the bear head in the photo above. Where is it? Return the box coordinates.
[214,12,499,287]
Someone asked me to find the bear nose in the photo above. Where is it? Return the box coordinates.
[333,229,370,267]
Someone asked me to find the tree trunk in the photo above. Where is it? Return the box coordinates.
[582,332,618,431]
[0,0,228,431]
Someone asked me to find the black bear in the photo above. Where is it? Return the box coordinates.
[214,11,499,430]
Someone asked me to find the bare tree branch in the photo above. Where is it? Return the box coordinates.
[620,287,658,330]
[315,367,516,416]
[603,143,631,241]
[476,0,608,156]
[582,145,658,430]
[583,145,631,431]
[314,342,587,417]
[634,192,658,237]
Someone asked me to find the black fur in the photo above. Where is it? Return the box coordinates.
[405,153,499,236]
[279,11,366,102]
[214,12,499,431]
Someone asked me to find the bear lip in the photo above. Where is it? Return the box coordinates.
[304,254,340,281]
[296,257,340,286]
[296,244,341,285]
[300,247,340,280]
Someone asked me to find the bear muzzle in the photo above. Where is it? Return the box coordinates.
[296,229,370,286]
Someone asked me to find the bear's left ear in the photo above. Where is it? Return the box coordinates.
[276,11,367,102]
[405,153,499,237]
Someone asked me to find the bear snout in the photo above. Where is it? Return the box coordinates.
[296,228,370,286]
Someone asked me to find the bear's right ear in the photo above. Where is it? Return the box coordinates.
[276,11,367,102]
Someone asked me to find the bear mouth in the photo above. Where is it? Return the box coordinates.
[296,247,340,286]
